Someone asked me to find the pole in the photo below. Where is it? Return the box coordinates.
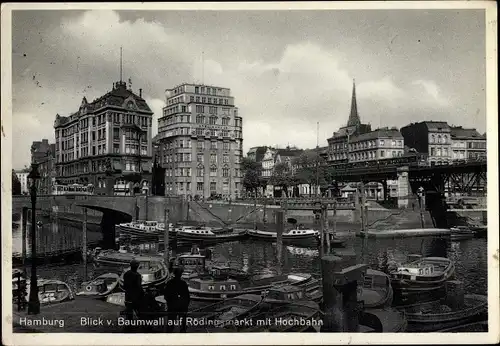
[359,183,366,232]
[82,208,88,281]
[22,207,28,266]
[186,200,190,222]
[28,181,40,314]
[253,196,257,230]
[333,200,338,238]
[163,208,170,265]
[320,203,325,252]
[324,205,331,250]
[276,209,284,275]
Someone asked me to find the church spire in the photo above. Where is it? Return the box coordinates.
[347,79,361,127]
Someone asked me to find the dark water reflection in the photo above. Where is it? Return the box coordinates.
[12,220,487,296]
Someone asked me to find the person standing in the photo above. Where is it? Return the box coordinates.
[123,259,144,329]
[163,266,190,332]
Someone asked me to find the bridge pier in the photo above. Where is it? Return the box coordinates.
[100,212,117,250]
[397,166,410,208]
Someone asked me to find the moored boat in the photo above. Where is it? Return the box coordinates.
[390,256,455,299]
[184,294,264,332]
[118,220,162,238]
[76,273,120,298]
[247,228,320,244]
[359,308,407,332]
[118,256,169,289]
[26,279,74,305]
[397,294,487,332]
[360,269,394,309]
[450,226,475,241]
[187,270,313,302]
[170,225,248,243]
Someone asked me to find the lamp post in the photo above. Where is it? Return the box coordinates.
[27,162,41,314]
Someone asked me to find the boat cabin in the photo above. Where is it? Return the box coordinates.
[396,264,435,276]
[136,221,158,232]
[188,277,241,293]
[264,285,307,302]
[30,280,74,303]
[286,229,317,236]
[135,260,167,283]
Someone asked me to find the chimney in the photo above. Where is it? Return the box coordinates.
[139,88,142,98]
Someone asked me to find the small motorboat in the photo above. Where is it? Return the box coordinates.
[397,294,487,332]
[247,228,320,245]
[118,220,162,238]
[94,249,162,269]
[359,269,394,309]
[187,270,313,302]
[106,292,126,307]
[258,284,322,307]
[450,226,475,241]
[25,279,74,305]
[390,256,455,299]
[183,294,264,332]
[118,256,169,289]
[170,225,248,243]
[76,273,120,298]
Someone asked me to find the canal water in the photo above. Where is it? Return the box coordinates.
[12,219,488,297]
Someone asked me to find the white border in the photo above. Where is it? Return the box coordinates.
[1,2,498,345]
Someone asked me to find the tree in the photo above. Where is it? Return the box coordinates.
[269,162,293,197]
[242,157,262,196]
[12,170,21,195]
[292,150,330,197]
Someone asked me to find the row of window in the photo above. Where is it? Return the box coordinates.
[165,181,240,193]
[430,147,450,157]
[429,134,449,144]
[349,150,403,161]
[165,167,240,178]
[57,159,112,176]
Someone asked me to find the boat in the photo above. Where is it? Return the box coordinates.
[450,226,475,241]
[187,270,314,302]
[359,308,408,332]
[360,269,394,309]
[118,256,169,289]
[105,292,126,307]
[258,284,322,307]
[117,220,162,238]
[76,273,120,298]
[25,279,74,305]
[93,248,157,269]
[181,294,264,332]
[390,256,455,299]
[397,294,487,332]
[247,228,320,244]
[229,299,322,332]
[164,224,248,243]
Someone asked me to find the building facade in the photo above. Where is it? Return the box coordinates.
[156,83,243,199]
[54,81,154,195]
[246,146,268,162]
[29,138,56,194]
[15,171,29,195]
[400,121,452,165]
[450,126,487,161]
[348,127,404,162]
[327,80,372,162]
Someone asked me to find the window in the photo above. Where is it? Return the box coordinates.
[210,153,217,164]
[197,140,204,149]
[379,140,385,146]
[223,155,229,163]
[222,167,229,177]
[197,167,204,177]
[223,142,230,150]
[210,182,216,191]
[195,87,199,94]
[222,118,229,126]
[197,154,204,163]
[430,147,436,156]
[380,150,385,158]
[197,182,204,191]
[113,143,120,154]
[211,141,217,149]
[210,166,217,177]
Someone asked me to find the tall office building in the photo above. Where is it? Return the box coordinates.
[54,80,154,195]
[156,83,243,199]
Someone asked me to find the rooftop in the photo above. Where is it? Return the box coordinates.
[350,128,403,143]
[450,126,486,139]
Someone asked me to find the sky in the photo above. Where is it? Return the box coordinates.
[11,8,487,169]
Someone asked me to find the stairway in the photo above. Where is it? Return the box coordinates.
[367,209,433,231]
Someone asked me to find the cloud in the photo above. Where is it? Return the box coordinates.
[11,10,484,169]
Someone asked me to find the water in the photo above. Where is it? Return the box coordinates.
[12,219,488,296]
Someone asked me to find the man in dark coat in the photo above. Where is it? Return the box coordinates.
[123,259,144,323]
[163,266,190,332]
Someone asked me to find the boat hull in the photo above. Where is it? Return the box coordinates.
[76,273,120,298]
[117,225,161,238]
[174,229,248,243]
[247,229,319,245]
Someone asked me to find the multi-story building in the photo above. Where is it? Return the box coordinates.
[156,83,243,199]
[450,126,487,161]
[348,127,404,162]
[30,139,56,194]
[327,80,372,162]
[246,146,268,163]
[15,170,29,195]
[400,121,452,165]
[54,80,154,195]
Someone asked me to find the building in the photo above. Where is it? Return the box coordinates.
[15,170,29,195]
[31,139,53,163]
[327,80,372,162]
[156,83,243,199]
[450,126,487,161]
[54,80,154,195]
[400,121,452,165]
[246,146,268,162]
[30,139,56,194]
[348,127,404,162]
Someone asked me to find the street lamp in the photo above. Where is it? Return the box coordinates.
[27,162,41,314]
